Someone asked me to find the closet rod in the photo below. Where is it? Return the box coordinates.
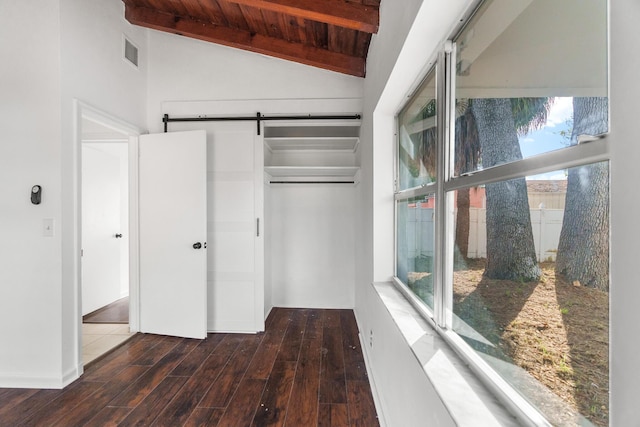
[163,112,361,135]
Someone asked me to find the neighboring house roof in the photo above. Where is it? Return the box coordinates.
[526,180,568,193]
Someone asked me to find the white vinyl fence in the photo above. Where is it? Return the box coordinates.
[407,207,565,262]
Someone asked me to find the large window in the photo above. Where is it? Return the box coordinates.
[394,1,609,426]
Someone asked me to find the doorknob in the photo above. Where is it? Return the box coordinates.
[115,233,123,238]
[193,242,202,249]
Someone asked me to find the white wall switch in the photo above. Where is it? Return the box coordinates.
[43,218,54,237]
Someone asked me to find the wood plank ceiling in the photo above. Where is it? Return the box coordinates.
[122,0,380,77]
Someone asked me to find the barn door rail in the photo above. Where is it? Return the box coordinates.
[162,112,361,135]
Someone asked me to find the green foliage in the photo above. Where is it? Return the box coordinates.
[510,97,554,136]
[555,118,574,145]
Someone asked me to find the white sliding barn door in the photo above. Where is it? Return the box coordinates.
[139,130,207,339]
[207,122,264,332]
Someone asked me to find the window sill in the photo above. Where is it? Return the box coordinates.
[371,281,520,426]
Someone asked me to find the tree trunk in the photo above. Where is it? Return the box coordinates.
[471,98,541,281]
[556,97,609,291]
[456,187,471,259]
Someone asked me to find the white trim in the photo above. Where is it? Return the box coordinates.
[354,310,388,427]
[73,100,144,375]
[128,135,141,333]
[445,138,610,192]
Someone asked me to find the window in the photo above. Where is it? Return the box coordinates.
[394,1,609,426]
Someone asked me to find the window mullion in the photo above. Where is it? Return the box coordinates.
[434,42,456,328]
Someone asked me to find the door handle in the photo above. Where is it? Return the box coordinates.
[115,233,123,238]
[193,242,202,249]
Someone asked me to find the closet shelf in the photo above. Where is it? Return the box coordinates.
[264,137,359,152]
[265,166,360,183]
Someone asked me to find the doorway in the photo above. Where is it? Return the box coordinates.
[76,102,142,366]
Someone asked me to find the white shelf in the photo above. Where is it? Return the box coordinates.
[264,137,359,152]
[265,166,360,183]
[263,124,360,184]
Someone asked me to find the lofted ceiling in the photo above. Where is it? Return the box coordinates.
[122,0,380,77]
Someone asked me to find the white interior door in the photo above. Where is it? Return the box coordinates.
[208,122,264,332]
[139,130,207,339]
[81,144,122,315]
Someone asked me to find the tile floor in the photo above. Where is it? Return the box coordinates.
[82,323,135,365]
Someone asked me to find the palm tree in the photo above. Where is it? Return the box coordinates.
[410,96,551,281]
[556,97,609,291]
[470,98,547,281]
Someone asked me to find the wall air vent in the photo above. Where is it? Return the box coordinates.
[123,37,139,68]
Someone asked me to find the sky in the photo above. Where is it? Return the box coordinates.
[518,97,573,180]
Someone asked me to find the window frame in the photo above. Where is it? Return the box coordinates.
[392,2,610,424]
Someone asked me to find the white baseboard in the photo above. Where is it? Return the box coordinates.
[355,311,388,427]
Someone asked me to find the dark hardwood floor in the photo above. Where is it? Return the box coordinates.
[83,296,129,324]
[0,308,379,426]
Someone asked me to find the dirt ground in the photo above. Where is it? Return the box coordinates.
[452,260,609,427]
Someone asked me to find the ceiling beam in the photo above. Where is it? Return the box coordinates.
[125,5,366,77]
[223,0,379,33]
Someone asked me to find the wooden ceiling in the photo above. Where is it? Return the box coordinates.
[123,0,380,77]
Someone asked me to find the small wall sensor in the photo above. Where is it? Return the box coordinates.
[31,185,42,205]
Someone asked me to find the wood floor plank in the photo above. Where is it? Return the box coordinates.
[265,307,292,332]
[52,365,150,427]
[318,403,349,427]
[245,319,289,380]
[319,325,347,404]
[244,340,281,380]
[199,334,263,408]
[346,380,380,427]
[251,360,296,427]
[340,311,368,381]
[303,309,324,340]
[83,334,163,382]
[183,407,225,426]
[0,388,62,426]
[276,309,309,361]
[130,335,183,366]
[322,310,342,329]
[170,333,227,377]
[285,337,323,426]
[0,389,39,419]
[83,296,129,323]
[82,406,134,427]
[118,375,189,426]
[150,334,244,425]
[108,338,199,408]
[215,378,266,427]
[19,381,104,426]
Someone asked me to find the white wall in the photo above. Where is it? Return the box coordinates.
[270,185,356,308]
[356,0,473,423]
[59,0,148,384]
[146,31,363,134]
[358,0,640,426]
[0,0,147,388]
[146,32,365,316]
[0,1,63,388]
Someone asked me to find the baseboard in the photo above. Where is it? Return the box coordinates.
[0,373,65,389]
[62,364,82,388]
[354,311,388,427]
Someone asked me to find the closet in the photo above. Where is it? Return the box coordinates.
[264,123,360,311]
